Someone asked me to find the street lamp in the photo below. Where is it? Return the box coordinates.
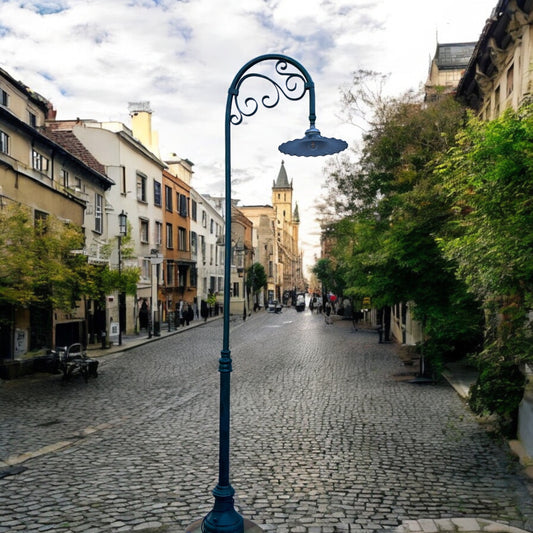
[189,54,347,533]
[118,210,127,346]
[147,249,164,338]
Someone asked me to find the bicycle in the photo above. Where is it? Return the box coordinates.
[52,343,98,383]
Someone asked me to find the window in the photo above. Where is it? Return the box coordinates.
[61,169,69,188]
[191,200,197,221]
[210,219,214,234]
[233,282,240,298]
[120,166,126,195]
[0,130,8,154]
[0,89,8,107]
[190,266,197,288]
[166,261,174,285]
[32,149,49,172]
[165,185,173,211]
[178,227,187,251]
[136,172,147,202]
[178,193,188,216]
[178,266,186,287]
[94,193,103,234]
[142,258,150,280]
[210,243,214,265]
[190,231,197,254]
[200,235,206,264]
[29,112,37,128]
[166,223,173,249]
[140,219,149,243]
[34,210,48,234]
[154,181,162,206]
[202,210,207,228]
[155,221,162,246]
[507,64,514,96]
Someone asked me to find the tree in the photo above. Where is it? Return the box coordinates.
[437,106,533,433]
[0,203,85,310]
[318,74,483,373]
[0,204,140,349]
[246,262,267,309]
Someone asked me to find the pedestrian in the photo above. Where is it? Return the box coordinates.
[324,300,333,325]
[185,304,193,326]
[178,300,185,327]
[139,299,149,331]
[201,299,208,322]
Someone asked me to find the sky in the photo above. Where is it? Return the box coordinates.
[0,0,498,274]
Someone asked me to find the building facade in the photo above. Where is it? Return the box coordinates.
[0,68,112,359]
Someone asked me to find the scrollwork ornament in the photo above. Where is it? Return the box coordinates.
[230,59,308,126]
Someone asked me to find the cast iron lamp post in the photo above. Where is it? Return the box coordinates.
[147,250,163,338]
[188,54,347,533]
[117,210,127,346]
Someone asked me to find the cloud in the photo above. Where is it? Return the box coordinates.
[0,0,498,272]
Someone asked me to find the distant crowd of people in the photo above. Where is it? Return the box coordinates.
[137,294,221,333]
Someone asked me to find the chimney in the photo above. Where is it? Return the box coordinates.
[129,101,157,154]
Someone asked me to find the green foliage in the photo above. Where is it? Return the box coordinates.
[438,106,533,306]
[437,106,533,430]
[246,262,267,294]
[318,78,483,374]
[0,203,140,314]
[469,358,525,437]
[319,72,532,434]
[311,257,345,296]
[0,203,85,310]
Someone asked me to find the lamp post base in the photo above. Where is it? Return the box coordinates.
[185,518,263,533]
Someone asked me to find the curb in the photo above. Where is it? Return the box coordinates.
[394,517,532,533]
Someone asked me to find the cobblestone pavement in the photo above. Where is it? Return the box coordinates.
[1,309,533,533]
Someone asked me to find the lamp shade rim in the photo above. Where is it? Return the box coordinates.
[278,134,348,157]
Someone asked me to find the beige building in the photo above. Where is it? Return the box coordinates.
[239,204,278,305]
[425,42,476,101]
[241,161,304,305]
[0,68,112,358]
[457,0,533,117]
[49,110,167,337]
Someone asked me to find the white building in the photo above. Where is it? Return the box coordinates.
[190,191,224,315]
[48,111,167,336]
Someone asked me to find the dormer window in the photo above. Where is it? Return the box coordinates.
[29,112,37,128]
[0,89,8,107]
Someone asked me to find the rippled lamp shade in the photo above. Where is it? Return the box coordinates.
[278,127,348,157]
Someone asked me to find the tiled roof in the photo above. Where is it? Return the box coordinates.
[44,128,108,179]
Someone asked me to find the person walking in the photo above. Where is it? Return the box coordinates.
[324,300,333,325]
[185,303,193,326]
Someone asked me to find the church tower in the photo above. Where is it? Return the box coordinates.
[271,161,302,298]
[272,160,293,224]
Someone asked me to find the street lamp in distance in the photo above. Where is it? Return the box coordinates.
[117,210,127,346]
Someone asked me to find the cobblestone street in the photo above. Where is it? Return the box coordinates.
[1,309,533,533]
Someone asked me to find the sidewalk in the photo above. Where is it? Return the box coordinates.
[86,313,223,359]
